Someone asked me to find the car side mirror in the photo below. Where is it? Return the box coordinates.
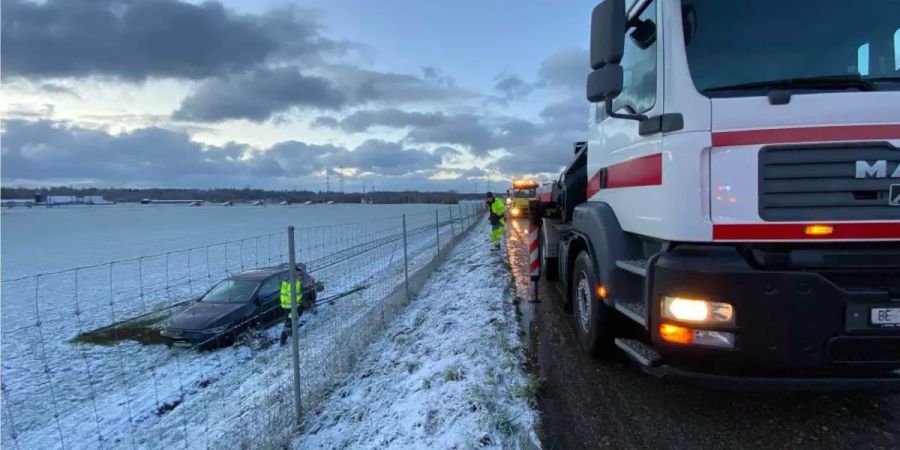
[586,64,623,103]
[315,281,325,293]
[589,0,626,70]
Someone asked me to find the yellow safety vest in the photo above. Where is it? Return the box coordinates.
[490,198,507,216]
[279,279,303,310]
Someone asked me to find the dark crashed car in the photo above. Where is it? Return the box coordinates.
[160,264,317,349]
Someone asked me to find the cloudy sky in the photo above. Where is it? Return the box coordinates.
[1,0,595,192]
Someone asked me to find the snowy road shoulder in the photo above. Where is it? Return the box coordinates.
[294,221,541,450]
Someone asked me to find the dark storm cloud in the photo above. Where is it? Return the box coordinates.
[310,116,341,128]
[459,167,487,178]
[539,98,588,132]
[493,74,533,101]
[333,140,440,175]
[404,114,499,156]
[172,67,346,122]
[537,48,589,88]
[328,65,473,105]
[433,146,462,161]
[173,65,473,123]
[38,83,82,100]
[1,0,342,81]
[317,108,445,132]
[1,119,445,186]
[0,119,250,184]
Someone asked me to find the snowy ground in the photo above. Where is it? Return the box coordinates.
[294,221,541,450]
[1,206,481,450]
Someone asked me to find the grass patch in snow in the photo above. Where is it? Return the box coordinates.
[512,374,542,409]
[443,366,464,382]
[69,314,168,346]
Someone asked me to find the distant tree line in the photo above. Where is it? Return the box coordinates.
[0,186,486,204]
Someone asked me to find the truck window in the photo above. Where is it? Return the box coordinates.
[683,0,900,96]
[612,0,658,115]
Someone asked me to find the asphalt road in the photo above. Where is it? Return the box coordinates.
[503,218,900,450]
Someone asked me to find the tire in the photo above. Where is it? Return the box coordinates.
[571,251,616,357]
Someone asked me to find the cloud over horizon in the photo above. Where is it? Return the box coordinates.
[1,0,593,190]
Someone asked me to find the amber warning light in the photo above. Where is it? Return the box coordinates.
[512,180,538,189]
[804,224,834,236]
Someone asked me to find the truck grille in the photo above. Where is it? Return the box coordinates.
[758,143,900,221]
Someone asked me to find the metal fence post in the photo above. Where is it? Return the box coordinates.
[448,206,456,236]
[434,209,441,254]
[287,226,302,425]
[458,204,464,229]
[402,215,409,301]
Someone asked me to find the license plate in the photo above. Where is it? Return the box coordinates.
[870,307,900,327]
[172,341,194,348]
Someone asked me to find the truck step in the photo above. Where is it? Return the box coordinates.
[614,338,662,368]
[615,259,648,277]
[614,299,647,327]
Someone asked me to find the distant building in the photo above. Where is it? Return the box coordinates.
[47,195,79,205]
[140,199,204,205]
[1,198,35,208]
[83,195,113,205]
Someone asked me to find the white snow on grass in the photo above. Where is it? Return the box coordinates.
[294,222,540,450]
[2,210,471,450]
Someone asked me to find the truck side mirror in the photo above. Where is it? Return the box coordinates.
[589,0,626,70]
[586,64,623,103]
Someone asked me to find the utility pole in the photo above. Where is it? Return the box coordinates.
[339,166,345,194]
[326,168,330,193]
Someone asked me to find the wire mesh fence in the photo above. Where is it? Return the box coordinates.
[1,202,485,450]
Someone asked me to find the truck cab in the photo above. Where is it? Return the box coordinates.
[538,0,900,388]
[507,180,539,218]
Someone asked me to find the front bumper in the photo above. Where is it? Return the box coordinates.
[648,245,900,380]
[160,328,219,348]
[642,364,900,392]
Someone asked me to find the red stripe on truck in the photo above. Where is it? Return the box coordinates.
[713,223,900,241]
[587,153,663,198]
[711,124,900,147]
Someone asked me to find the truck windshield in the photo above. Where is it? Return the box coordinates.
[513,188,536,198]
[682,0,900,96]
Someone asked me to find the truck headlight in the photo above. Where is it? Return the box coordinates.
[201,325,229,334]
[510,207,521,217]
[661,296,734,324]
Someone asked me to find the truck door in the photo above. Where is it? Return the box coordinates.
[589,0,666,237]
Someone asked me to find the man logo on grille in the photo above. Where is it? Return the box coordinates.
[855,160,900,179]
[890,184,900,206]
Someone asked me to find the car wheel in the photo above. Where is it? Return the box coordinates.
[571,251,616,357]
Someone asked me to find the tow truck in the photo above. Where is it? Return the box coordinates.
[507,180,539,218]
[530,0,900,389]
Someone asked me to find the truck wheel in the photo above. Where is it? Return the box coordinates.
[571,251,616,357]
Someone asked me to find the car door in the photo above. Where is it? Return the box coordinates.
[256,275,283,323]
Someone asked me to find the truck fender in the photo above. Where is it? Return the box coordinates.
[568,202,642,306]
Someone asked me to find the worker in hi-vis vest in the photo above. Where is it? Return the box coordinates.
[279,277,303,345]
[486,192,506,249]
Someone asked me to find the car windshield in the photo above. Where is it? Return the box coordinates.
[201,279,259,304]
[682,0,900,96]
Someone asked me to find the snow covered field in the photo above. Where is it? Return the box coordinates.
[294,221,540,450]
[1,204,482,449]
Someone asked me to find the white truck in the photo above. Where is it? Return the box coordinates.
[531,0,900,389]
